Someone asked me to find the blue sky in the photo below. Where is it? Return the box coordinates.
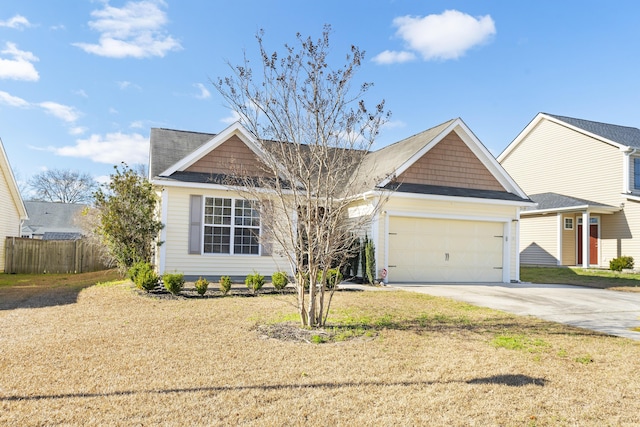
[2,1,640,189]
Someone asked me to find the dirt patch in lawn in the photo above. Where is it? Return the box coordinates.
[1,280,639,426]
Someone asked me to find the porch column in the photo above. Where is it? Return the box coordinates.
[582,211,590,268]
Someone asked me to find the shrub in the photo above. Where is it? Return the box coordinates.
[271,271,289,290]
[163,272,185,295]
[610,256,634,272]
[131,262,159,292]
[219,276,232,295]
[327,268,343,289]
[365,239,376,285]
[194,277,209,296]
[245,272,265,294]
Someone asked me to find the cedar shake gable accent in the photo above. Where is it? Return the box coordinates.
[398,131,505,192]
[185,134,269,177]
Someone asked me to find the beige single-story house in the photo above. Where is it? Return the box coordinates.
[149,119,533,283]
[0,137,28,272]
[499,113,640,267]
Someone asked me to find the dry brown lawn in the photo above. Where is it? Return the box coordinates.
[1,277,639,426]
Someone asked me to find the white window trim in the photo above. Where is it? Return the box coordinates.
[564,217,574,230]
[202,197,262,256]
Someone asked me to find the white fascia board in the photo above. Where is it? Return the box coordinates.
[377,189,536,208]
[159,122,260,177]
[150,177,297,196]
[521,205,620,216]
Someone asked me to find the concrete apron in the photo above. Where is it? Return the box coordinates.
[377,282,640,341]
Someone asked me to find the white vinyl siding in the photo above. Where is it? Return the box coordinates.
[501,119,622,207]
[519,214,558,266]
[0,167,22,272]
[159,186,290,277]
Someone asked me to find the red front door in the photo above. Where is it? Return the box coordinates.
[577,224,598,265]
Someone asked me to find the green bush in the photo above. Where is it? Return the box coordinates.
[271,271,289,290]
[609,256,634,272]
[194,277,209,296]
[365,239,376,285]
[219,276,232,295]
[326,268,343,289]
[163,272,185,295]
[131,262,159,292]
[245,272,265,294]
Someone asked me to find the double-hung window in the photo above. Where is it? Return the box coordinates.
[203,198,260,255]
[634,158,640,190]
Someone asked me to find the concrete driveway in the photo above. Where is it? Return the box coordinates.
[391,282,640,340]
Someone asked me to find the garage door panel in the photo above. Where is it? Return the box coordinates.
[388,217,503,283]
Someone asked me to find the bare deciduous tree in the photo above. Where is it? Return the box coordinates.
[28,169,98,204]
[215,26,390,327]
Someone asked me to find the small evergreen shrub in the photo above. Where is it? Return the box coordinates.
[132,262,159,292]
[194,277,209,296]
[245,272,265,294]
[365,239,376,285]
[610,256,634,272]
[325,268,343,289]
[271,271,289,291]
[163,272,185,295]
[219,276,232,295]
[127,261,147,283]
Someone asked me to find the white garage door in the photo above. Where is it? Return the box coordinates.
[388,217,504,282]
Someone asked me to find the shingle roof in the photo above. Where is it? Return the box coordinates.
[527,192,613,211]
[547,114,640,148]
[385,182,530,202]
[43,232,82,241]
[22,201,86,236]
[149,128,216,178]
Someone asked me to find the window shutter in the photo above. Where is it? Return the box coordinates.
[188,195,202,254]
[260,200,272,256]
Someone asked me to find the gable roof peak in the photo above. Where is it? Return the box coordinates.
[541,113,640,149]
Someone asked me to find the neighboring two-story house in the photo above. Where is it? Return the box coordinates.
[499,113,640,268]
[0,137,28,272]
[150,119,532,283]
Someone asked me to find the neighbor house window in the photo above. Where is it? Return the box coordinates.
[203,197,260,255]
[634,158,640,190]
[564,217,573,230]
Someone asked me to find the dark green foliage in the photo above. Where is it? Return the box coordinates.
[219,276,232,295]
[324,268,343,289]
[245,272,265,294]
[360,236,367,281]
[271,271,289,290]
[163,272,185,295]
[345,236,360,278]
[93,163,164,273]
[609,256,634,272]
[130,262,159,292]
[365,238,376,285]
[194,277,209,296]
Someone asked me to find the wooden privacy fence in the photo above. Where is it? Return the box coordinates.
[4,237,110,274]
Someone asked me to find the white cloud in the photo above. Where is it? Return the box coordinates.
[72,0,182,58]
[193,83,211,99]
[372,50,416,65]
[39,102,81,123]
[69,126,88,136]
[117,80,141,90]
[220,110,241,125]
[0,15,31,30]
[0,42,39,81]
[51,132,149,164]
[74,89,89,98]
[0,90,30,108]
[375,10,496,64]
[130,120,144,129]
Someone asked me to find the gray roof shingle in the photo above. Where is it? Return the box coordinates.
[527,192,612,211]
[547,113,640,148]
